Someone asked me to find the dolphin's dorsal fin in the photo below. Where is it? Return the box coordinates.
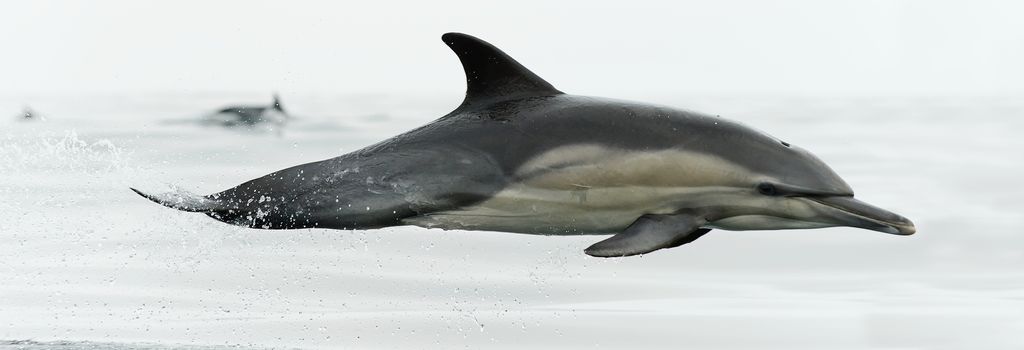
[272,93,284,112]
[442,33,563,108]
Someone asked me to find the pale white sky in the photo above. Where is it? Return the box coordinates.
[1,0,1022,97]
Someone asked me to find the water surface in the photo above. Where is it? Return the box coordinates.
[1,94,1021,349]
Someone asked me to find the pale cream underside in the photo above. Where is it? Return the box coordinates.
[403,144,773,235]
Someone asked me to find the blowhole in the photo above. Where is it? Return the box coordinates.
[780,141,791,147]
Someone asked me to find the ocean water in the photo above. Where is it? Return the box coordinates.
[1,93,1021,349]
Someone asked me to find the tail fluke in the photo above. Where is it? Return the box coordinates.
[130,187,235,213]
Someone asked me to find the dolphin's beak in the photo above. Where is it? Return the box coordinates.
[807,196,916,235]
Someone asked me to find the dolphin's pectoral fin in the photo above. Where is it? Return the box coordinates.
[664,228,712,249]
[584,214,709,258]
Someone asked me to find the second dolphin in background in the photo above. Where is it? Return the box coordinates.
[202,93,289,130]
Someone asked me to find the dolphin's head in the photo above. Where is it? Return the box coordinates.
[697,122,915,236]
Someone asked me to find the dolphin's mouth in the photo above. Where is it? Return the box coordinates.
[807,196,916,235]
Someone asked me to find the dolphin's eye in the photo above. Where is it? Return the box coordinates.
[757,183,777,196]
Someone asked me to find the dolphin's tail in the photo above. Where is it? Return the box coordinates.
[130,187,236,213]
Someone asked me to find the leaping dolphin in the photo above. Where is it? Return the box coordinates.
[133,33,915,257]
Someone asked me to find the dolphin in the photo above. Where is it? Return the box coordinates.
[203,93,288,127]
[133,33,915,257]
[18,106,40,121]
